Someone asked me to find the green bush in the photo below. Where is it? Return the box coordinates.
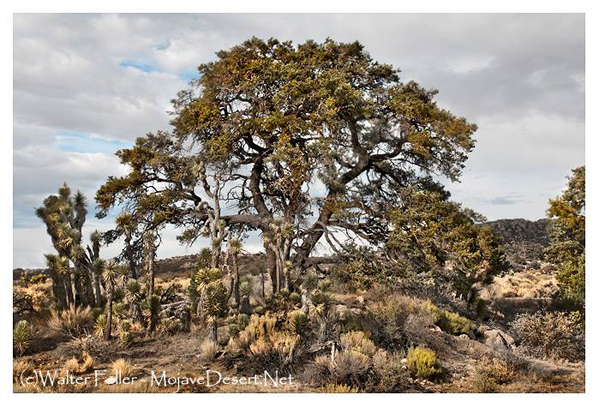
[406,347,441,379]
[14,320,32,356]
[421,301,475,335]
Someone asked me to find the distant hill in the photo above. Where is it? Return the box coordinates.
[485,218,550,246]
[484,218,551,268]
[14,218,553,279]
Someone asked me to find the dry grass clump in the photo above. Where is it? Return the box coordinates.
[13,358,34,380]
[48,305,94,337]
[63,357,80,372]
[511,311,584,361]
[112,358,134,378]
[474,357,513,393]
[406,347,441,380]
[229,314,300,373]
[319,383,359,393]
[305,331,406,391]
[62,351,95,373]
[339,331,376,357]
[199,338,219,361]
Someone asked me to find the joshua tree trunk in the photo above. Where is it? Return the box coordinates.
[68,266,78,306]
[233,254,240,306]
[105,288,113,340]
[90,268,102,307]
[148,254,154,299]
[209,318,218,343]
[266,247,277,295]
[261,267,265,299]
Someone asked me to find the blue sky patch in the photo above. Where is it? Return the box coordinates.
[120,60,160,73]
[55,131,131,154]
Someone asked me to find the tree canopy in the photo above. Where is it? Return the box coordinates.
[546,166,585,311]
[96,37,479,292]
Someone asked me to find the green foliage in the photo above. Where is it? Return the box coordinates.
[331,245,389,290]
[406,347,441,379]
[421,301,475,335]
[13,320,32,356]
[203,282,228,320]
[546,166,585,312]
[287,310,311,337]
[387,188,509,302]
[96,37,478,290]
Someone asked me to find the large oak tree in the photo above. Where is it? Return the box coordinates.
[96,38,477,292]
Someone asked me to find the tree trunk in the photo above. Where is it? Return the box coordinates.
[69,267,78,306]
[266,247,277,295]
[233,255,240,305]
[261,268,265,299]
[147,251,154,299]
[105,290,113,340]
[209,318,218,343]
[90,267,102,307]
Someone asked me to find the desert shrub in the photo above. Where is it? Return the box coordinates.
[320,384,358,393]
[231,314,300,374]
[406,347,441,379]
[332,350,371,386]
[340,331,376,357]
[511,311,584,361]
[305,332,405,391]
[14,282,53,316]
[13,358,33,380]
[199,338,219,361]
[13,320,32,356]
[421,300,475,335]
[474,358,512,393]
[48,305,94,337]
[369,349,408,392]
[63,352,95,374]
[367,295,418,348]
[80,351,94,372]
[112,358,133,377]
[63,358,80,373]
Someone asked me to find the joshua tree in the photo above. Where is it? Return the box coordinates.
[37,183,101,307]
[203,281,228,343]
[101,260,119,340]
[44,254,71,308]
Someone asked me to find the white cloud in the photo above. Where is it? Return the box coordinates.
[13,14,585,268]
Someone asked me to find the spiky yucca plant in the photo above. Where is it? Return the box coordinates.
[14,320,32,356]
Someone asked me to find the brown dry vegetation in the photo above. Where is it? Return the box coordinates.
[13,258,584,393]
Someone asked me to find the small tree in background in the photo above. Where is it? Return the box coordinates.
[546,166,585,312]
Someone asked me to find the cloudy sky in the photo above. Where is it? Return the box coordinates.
[13,13,585,269]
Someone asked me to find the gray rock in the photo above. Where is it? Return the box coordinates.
[483,329,515,352]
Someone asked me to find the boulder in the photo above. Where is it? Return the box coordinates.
[483,329,515,352]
